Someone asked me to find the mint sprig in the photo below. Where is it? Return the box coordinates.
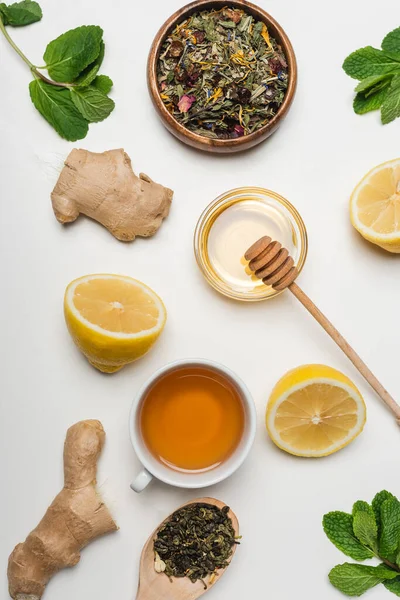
[343,27,400,124]
[0,1,114,140]
[323,491,400,597]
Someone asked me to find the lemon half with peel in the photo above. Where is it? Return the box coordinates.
[350,158,400,253]
[64,274,166,373]
[266,365,366,457]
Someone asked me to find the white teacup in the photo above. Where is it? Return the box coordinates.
[129,358,256,492]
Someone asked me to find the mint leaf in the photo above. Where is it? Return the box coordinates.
[70,86,114,122]
[382,28,400,62]
[74,40,104,86]
[343,46,400,80]
[353,86,388,114]
[329,563,398,597]
[353,511,378,551]
[373,491,396,535]
[352,502,378,551]
[353,501,375,518]
[44,25,103,83]
[380,566,400,596]
[381,74,400,124]
[355,74,393,93]
[379,497,400,560]
[385,576,400,596]
[29,80,88,141]
[0,0,42,26]
[92,74,113,94]
[323,512,374,561]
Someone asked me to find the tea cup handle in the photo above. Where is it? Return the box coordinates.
[130,468,153,493]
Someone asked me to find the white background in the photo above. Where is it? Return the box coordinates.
[1,1,400,599]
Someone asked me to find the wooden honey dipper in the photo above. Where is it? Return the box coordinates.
[245,236,400,424]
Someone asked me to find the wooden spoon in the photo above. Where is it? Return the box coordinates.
[245,236,400,424]
[136,497,239,600]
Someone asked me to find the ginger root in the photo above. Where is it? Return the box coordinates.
[51,148,173,241]
[8,420,117,600]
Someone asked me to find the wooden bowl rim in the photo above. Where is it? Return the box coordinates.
[147,0,297,151]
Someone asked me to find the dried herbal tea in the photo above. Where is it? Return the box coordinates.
[154,503,238,587]
[157,6,288,139]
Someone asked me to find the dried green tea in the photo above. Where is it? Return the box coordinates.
[153,503,238,587]
[157,7,288,139]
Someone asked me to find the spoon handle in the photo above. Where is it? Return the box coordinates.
[289,282,400,424]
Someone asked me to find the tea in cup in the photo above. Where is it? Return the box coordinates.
[130,359,256,491]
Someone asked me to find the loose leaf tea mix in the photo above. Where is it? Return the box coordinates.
[157,7,288,139]
[154,503,238,587]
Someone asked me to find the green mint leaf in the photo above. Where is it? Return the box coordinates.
[0,0,42,26]
[44,25,103,83]
[353,87,388,114]
[379,497,400,560]
[323,512,374,561]
[353,511,378,551]
[372,491,396,534]
[352,501,375,518]
[365,78,392,97]
[385,576,400,596]
[75,63,100,87]
[329,563,397,597]
[74,40,104,86]
[355,74,393,93]
[380,566,400,596]
[29,80,88,141]
[381,74,400,124]
[343,46,400,80]
[91,74,113,94]
[70,86,114,122]
[382,27,400,62]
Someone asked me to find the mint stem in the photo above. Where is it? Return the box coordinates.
[0,15,71,88]
[380,557,400,573]
[0,14,34,68]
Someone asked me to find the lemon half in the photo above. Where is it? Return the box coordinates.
[350,158,400,252]
[64,274,166,373]
[266,365,366,457]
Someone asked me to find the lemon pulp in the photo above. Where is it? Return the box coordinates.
[266,365,366,457]
[72,278,160,334]
[64,274,166,373]
[350,158,400,252]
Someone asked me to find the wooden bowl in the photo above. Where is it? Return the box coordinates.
[147,0,297,153]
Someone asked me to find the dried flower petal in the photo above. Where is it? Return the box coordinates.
[222,8,242,23]
[168,40,184,58]
[193,30,205,44]
[154,552,166,573]
[261,23,272,48]
[178,94,196,113]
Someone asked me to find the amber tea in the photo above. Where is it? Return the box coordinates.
[140,367,245,472]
